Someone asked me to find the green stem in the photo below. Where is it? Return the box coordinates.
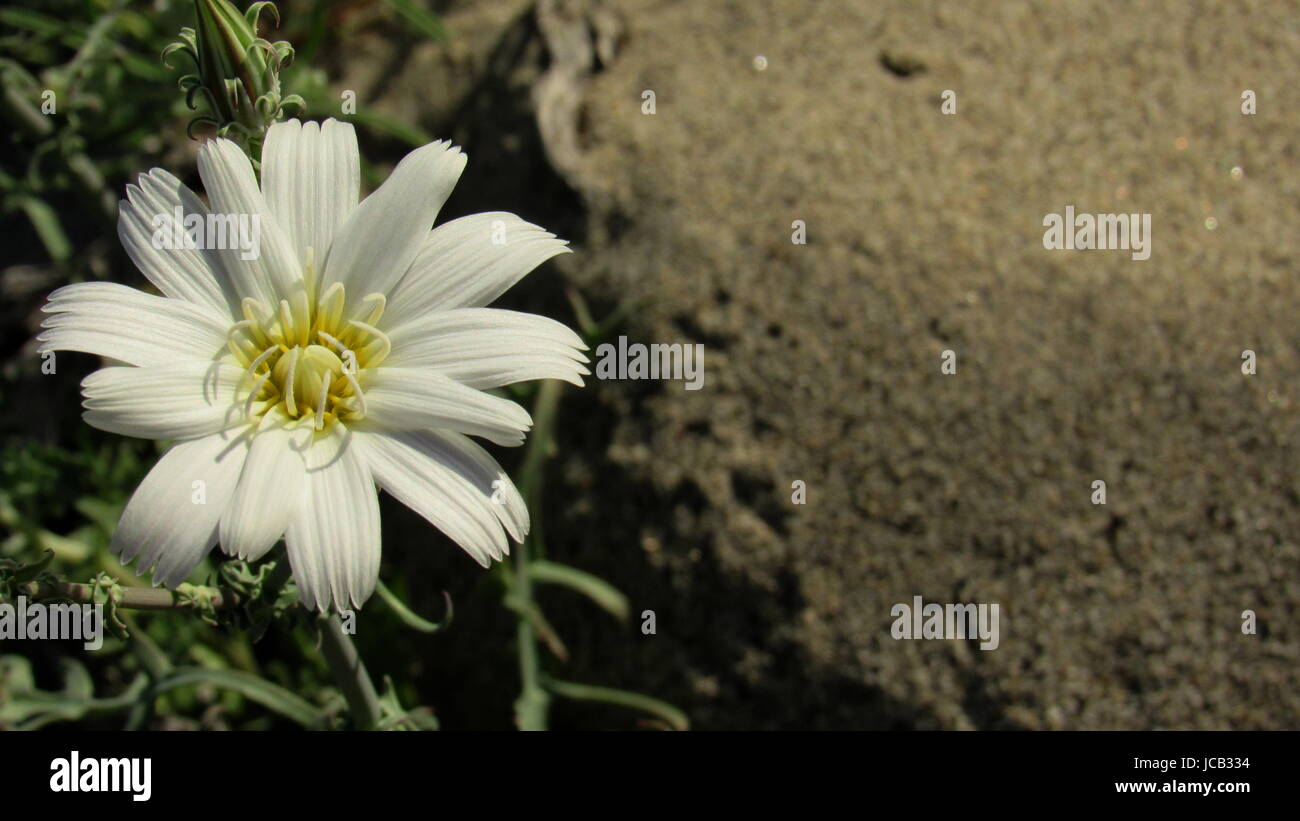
[518,379,564,510]
[18,580,241,610]
[512,379,565,730]
[318,614,382,731]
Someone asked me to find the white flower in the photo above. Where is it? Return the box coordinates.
[39,118,587,611]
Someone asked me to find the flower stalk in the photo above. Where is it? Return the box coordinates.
[511,379,564,730]
[319,614,383,731]
[17,579,241,610]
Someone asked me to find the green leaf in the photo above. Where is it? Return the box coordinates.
[33,527,92,562]
[17,197,71,263]
[544,677,690,730]
[530,560,629,622]
[10,549,54,584]
[592,298,645,344]
[149,667,327,729]
[347,107,432,147]
[382,0,449,41]
[376,675,439,731]
[75,496,123,533]
[61,658,94,702]
[565,288,600,339]
[375,581,452,634]
[0,8,64,37]
[0,657,148,730]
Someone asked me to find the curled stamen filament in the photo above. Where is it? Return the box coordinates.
[347,320,391,367]
[316,329,348,355]
[226,319,261,361]
[354,292,387,327]
[342,370,367,418]
[244,343,279,381]
[243,370,271,419]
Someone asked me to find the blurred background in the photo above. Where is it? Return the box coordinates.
[2,0,1298,730]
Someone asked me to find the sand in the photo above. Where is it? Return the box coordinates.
[343,0,1299,729]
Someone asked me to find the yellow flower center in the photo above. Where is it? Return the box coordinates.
[226,255,391,429]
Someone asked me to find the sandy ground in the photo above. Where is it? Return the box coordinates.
[344,0,1300,729]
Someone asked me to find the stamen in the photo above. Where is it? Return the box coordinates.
[342,370,367,418]
[230,278,390,430]
[347,319,392,367]
[226,318,256,341]
[244,343,279,381]
[278,299,297,346]
[283,346,300,416]
[291,287,312,347]
[243,370,271,419]
[240,298,273,347]
[354,292,387,327]
[316,330,348,355]
[227,336,252,364]
[314,376,329,430]
[318,283,346,333]
[242,297,271,325]
[225,320,261,363]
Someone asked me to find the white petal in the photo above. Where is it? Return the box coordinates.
[219,410,310,561]
[355,427,527,566]
[81,360,251,440]
[318,139,466,314]
[39,282,230,367]
[112,429,251,588]
[361,367,532,447]
[384,307,587,389]
[285,424,381,611]
[196,137,303,305]
[423,428,529,543]
[382,213,570,329]
[117,168,240,317]
[261,118,360,266]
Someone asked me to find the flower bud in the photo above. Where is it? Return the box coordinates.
[164,0,303,152]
